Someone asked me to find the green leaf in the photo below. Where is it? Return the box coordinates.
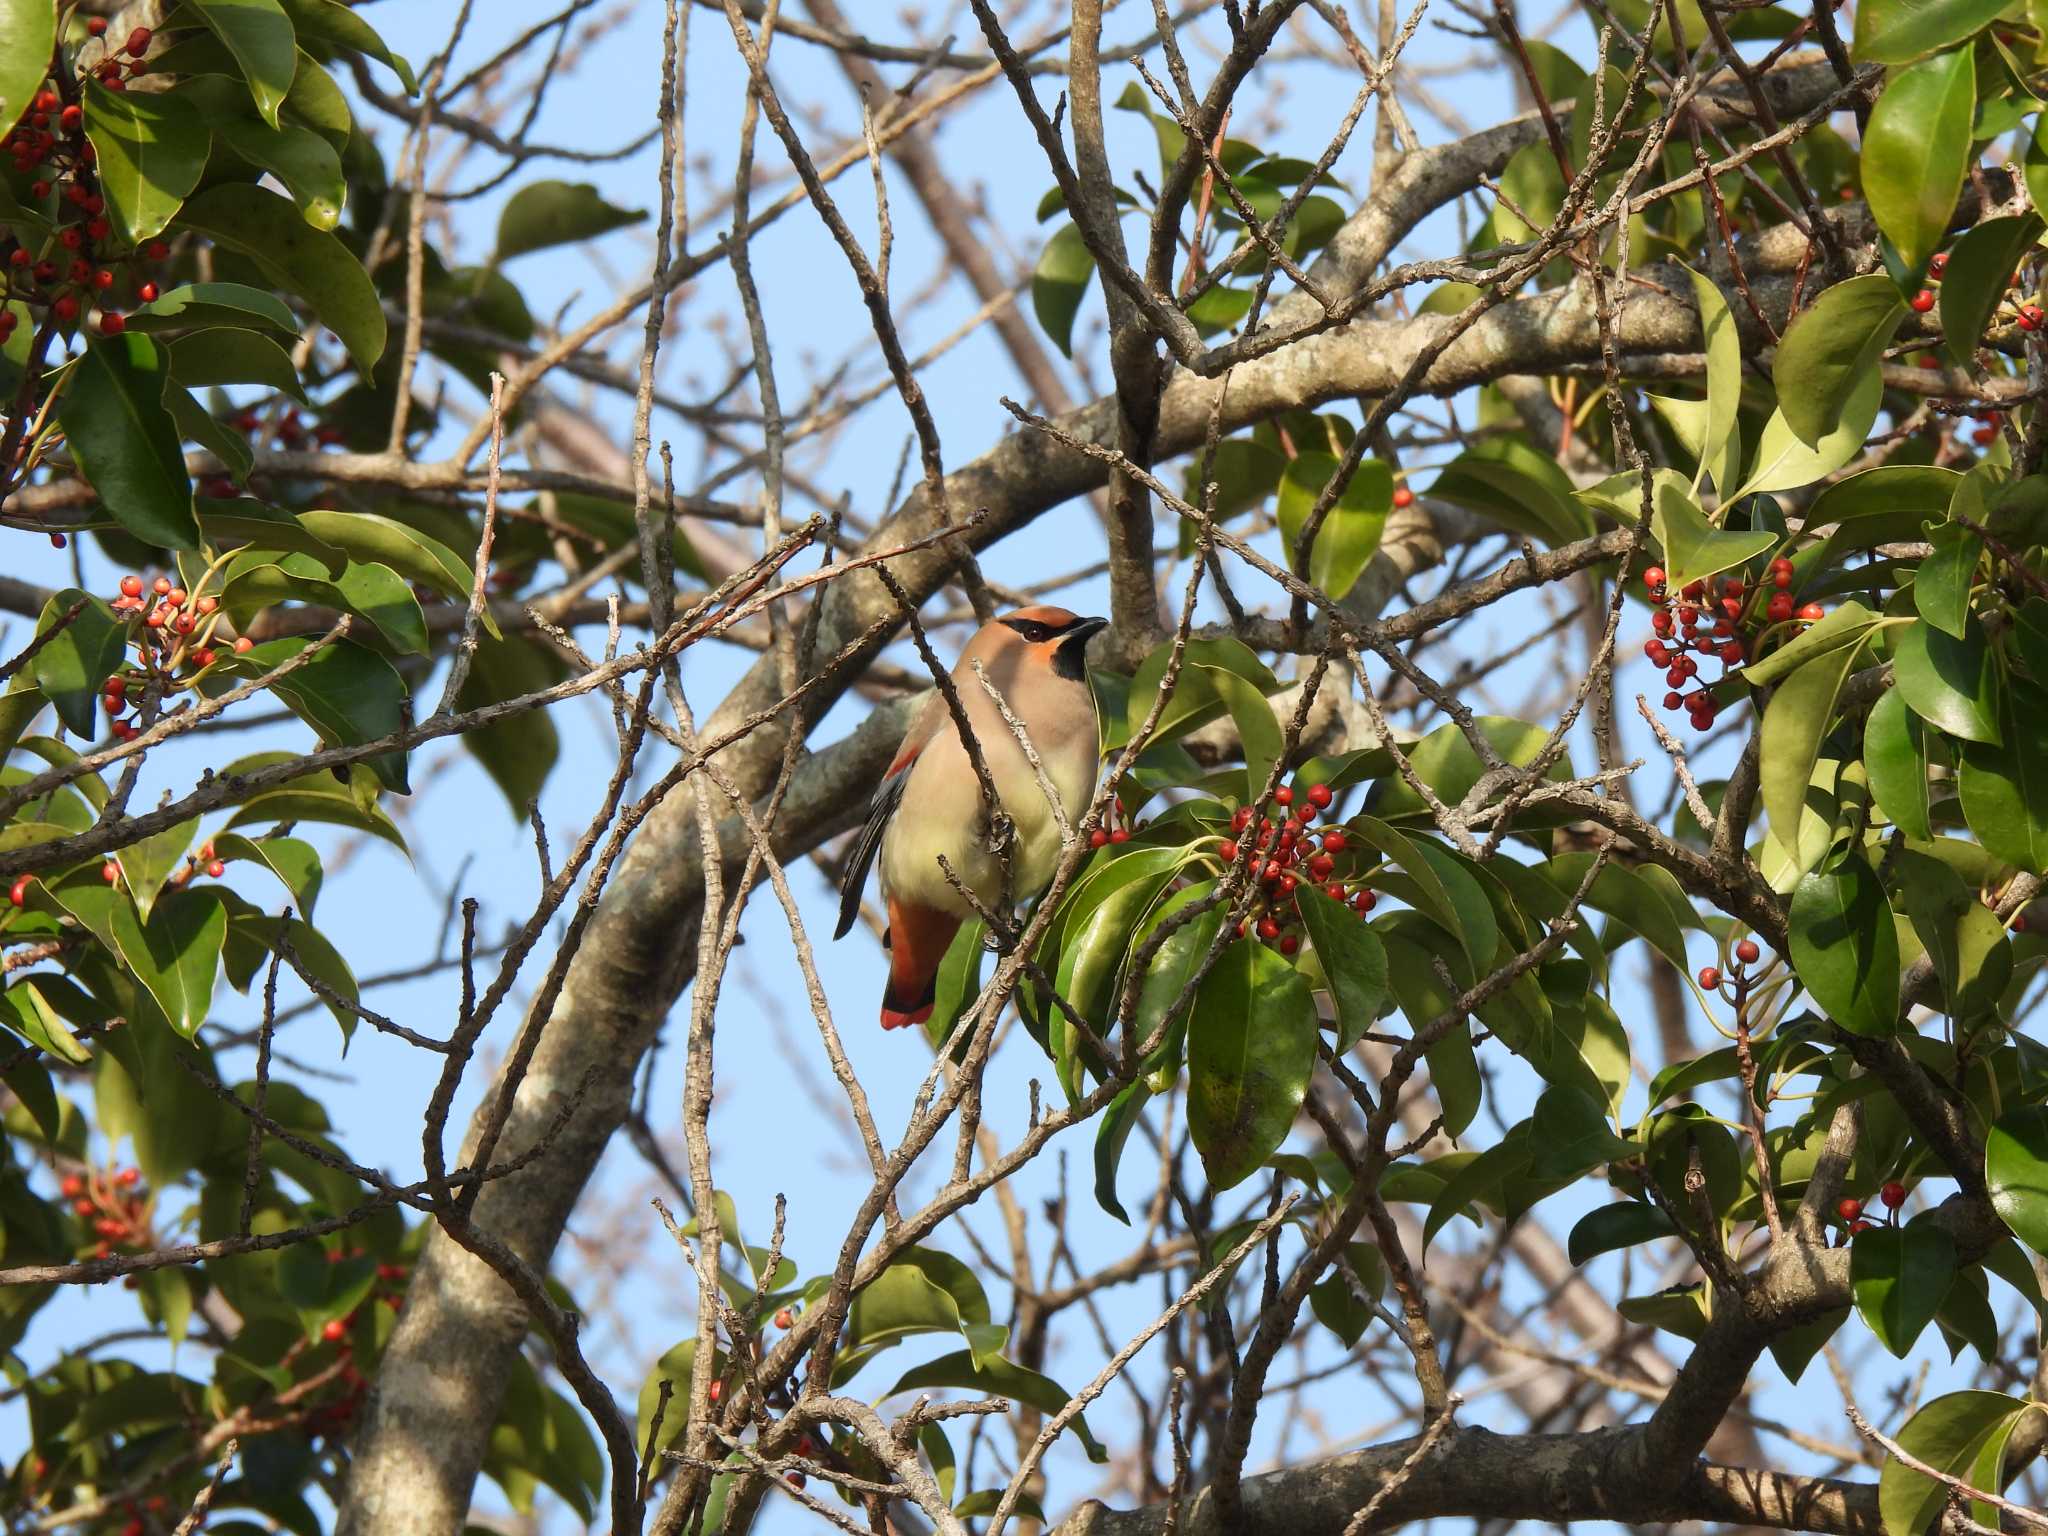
[28,589,125,740]
[1733,366,1883,500]
[0,0,54,137]
[1294,884,1387,1050]
[1865,688,1933,840]
[221,767,407,853]
[114,818,198,922]
[1987,1106,2048,1255]
[1759,635,1871,876]
[275,0,416,93]
[495,179,644,262]
[1855,0,2010,63]
[168,327,307,404]
[1130,899,1226,1085]
[1275,452,1391,600]
[1895,616,2000,744]
[454,634,560,814]
[1093,1078,1152,1224]
[294,511,492,631]
[1429,437,1592,545]
[174,183,385,370]
[56,335,198,550]
[1914,522,1979,638]
[81,79,209,245]
[1680,263,1743,495]
[1862,48,1975,271]
[1959,684,2048,872]
[1788,853,1900,1036]
[1567,1201,1676,1265]
[1652,477,1774,593]
[1877,1391,2034,1536]
[212,833,322,914]
[847,1249,1003,1371]
[1743,600,1881,687]
[1893,848,2010,1019]
[1202,664,1282,803]
[211,639,410,792]
[1377,716,1574,822]
[923,919,986,1052]
[0,980,91,1065]
[1187,937,1317,1192]
[128,280,300,340]
[1032,223,1095,358]
[887,1351,1107,1462]
[119,887,229,1038]
[191,0,300,128]
[205,87,347,230]
[1114,636,1277,751]
[1941,214,2041,364]
[1852,1221,1957,1356]
[1772,274,1909,449]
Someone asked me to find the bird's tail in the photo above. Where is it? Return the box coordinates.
[881,897,962,1031]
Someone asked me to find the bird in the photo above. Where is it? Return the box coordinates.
[834,605,1108,1030]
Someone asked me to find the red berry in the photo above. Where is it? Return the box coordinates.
[1351,889,1377,913]
[708,1380,722,1403]
[101,862,117,884]
[1697,966,1720,989]
[1219,840,1239,863]
[51,294,77,322]
[2021,306,2043,332]
[136,280,159,303]
[98,310,123,335]
[59,105,79,131]
[1256,916,1280,941]
[1274,786,1293,807]
[1974,423,1999,446]
[27,179,47,199]
[1930,252,1948,277]
[1309,854,1336,879]
[74,1197,96,1217]
[1767,593,1793,622]
[786,1472,806,1490]
[1392,485,1415,509]
[1837,1197,1863,1222]
[92,269,112,290]
[774,1307,793,1328]
[1797,602,1825,623]
[322,1318,348,1343]
[234,636,254,653]
[1319,830,1346,853]
[1851,1218,1874,1233]
[1719,641,1745,665]
[1088,828,1108,848]
[144,240,168,260]
[118,1168,139,1187]
[1108,828,1129,844]
[8,875,28,908]
[1643,565,1666,589]
[206,859,224,878]
[60,1173,84,1199]
[126,26,152,56]
[1306,782,1333,809]
[86,217,109,241]
[1910,289,1935,313]
[1880,1180,1906,1209]
[1279,934,1299,955]
[1662,691,1683,710]
[1323,883,1344,900]
[87,15,107,34]
[1735,938,1761,964]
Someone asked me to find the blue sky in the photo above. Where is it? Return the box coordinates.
[7,2,2032,1530]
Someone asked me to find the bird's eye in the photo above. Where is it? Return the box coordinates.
[1002,618,1053,642]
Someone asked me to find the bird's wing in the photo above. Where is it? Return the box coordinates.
[833,692,945,941]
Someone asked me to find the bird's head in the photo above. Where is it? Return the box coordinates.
[997,607,1107,681]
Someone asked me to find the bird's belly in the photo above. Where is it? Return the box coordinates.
[880,745,1099,916]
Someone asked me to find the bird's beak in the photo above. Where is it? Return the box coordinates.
[1071,616,1109,642]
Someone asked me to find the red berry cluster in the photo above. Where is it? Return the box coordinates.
[1695,935,1765,996]
[59,1163,147,1259]
[194,407,348,498]
[1834,1180,1908,1240]
[1921,246,2046,335]
[101,571,254,737]
[1642,560,1823,732]
[1215,779,1375,956]
[0,32,169,354]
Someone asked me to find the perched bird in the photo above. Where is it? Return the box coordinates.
[834,606,1107,1030]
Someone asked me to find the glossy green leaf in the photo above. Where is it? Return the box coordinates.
[168,327,307,404]
[1275,452,1391,600]
[1866,686,1933,840]
[1893,849,2011,1019]
[1771,275,1908,449]
[1567,1201,1676,1265]
[1877,1391,2034,1536]
[221,763,407,853]
[56,335,198,550]
[1914,522,1979,638]
[848,1248,1003,1371]
[294,511,493,632]
[1130,899,1225,1085]
[192,0,300,128]
[1852,1221,1957,1356]
[212,639,410,792]
[1093,1078,1153,1224]
[495,179,644,262]
[1895,617,2000,744]
[1744,601,1881,687]
[205,88,347,230]
[1733,366,1883,500]
[888,1351,1107,1462]
[1115,636,1277,751]
[1309,1269,1374,1348]
[1986,1106,2048,1255]
[1202,665,1282,805]
[1294,884,1387,1050]
[0,980,91,1065]
[212,832,322,915]
[1854,0,2009,62]
[1187,937,1317,1192]
[0,0,54,137]
[1862,48,1974,271]
[1940,214,2041,364]
[82,79,209,244]
[1959,684,2048,872]
[174,183,385,370]
[275,0,417,93]
[113,818,199,923]
[1680,262,1742,494]
[1788,854,1900,1036]
[1759,635,1870,876]
[1652,477,1774,593]
[1032,223,1095,358]
[120,887,229,1038]
[127,281,299,340]
[1377,716,1574,822]
[27,589,125,741]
